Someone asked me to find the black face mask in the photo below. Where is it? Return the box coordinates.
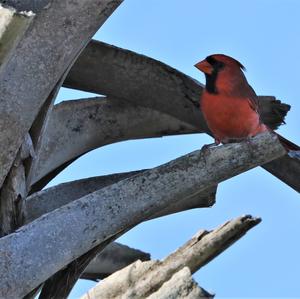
[204,56,225,94]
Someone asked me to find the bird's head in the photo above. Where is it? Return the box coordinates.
[195,54,246,94]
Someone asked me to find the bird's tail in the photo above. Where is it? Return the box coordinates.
[276,133,300,152]
[260,97,290,130]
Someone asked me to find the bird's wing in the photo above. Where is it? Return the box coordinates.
[232,71,260,114]
[244,84,260,114]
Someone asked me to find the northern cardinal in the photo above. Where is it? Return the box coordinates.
[195,54,299,152]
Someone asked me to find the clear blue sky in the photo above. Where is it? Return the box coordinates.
[52,0,300,297]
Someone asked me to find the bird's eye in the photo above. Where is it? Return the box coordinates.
[206,56,224,70]
[206,56,217,65]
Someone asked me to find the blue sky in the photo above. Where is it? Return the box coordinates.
[52,1,299,297]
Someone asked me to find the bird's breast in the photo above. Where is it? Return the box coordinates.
[201,92,264,142]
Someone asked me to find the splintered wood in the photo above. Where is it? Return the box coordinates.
[81,215,260,299]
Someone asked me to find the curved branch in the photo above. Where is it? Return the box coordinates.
[26,170,216,225]
[263,155,300,192]
[64,40,206,130]
[31,97,196,187]
[0,132,285,298]
[0,1,123,188]
[26,171,141,223]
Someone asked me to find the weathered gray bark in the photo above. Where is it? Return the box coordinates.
[263,155,300,192]
[25,169,214,292]
[0,133,34,236]
[0,132,285,298]
[0,0,123,189]
[26,73,70,191]
[25,170,216,224]
[81,215,259,299]
[24,170,215,286]
[62,40,299,192]
[0,5,34,194]
[26,171,140,222]
[64,40,206,130]
[31,97,196,188]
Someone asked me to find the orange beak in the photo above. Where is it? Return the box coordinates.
[194,59,213,75]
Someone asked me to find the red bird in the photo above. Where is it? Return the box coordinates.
[195,54,299,152]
